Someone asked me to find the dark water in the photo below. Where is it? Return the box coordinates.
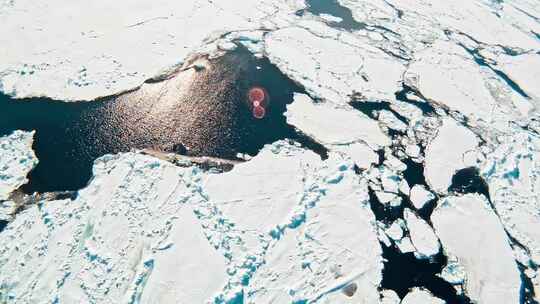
[302,0,366,30]
[381,243,472,303]
[448,167,490,199]
[0,46,326,193]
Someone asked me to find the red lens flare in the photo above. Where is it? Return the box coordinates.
[252,105,266,119]
[248,87,269,119]
[248,87,266,103]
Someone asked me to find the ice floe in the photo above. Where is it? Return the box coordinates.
[409,184,435,210]
[0,130,37,201]
[1,0,540,302]
[401,288,444,304]
[286,93,390,148]
[404,209,440,259]
[432,194,522,303]
[424,117,479,193]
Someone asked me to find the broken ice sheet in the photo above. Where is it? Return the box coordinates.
[0,153,228,303]
[245,161,382,303]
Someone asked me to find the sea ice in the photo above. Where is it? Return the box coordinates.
[432,194,521,303]
[0,130,37,201]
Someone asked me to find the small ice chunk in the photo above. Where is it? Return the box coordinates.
[386,220,404,241]
[409,185,435,209]
[399,179,410,195]
[396,236,416,254]
[375,191,397,204]
[319,13,343,23]
[380,289,400,304]
[383,155,407,172]
[332,142,379,170]
[401,288,444,304]
[404,209,440,259]
[439,256,466,285]
[405,144,421,158]
[378,110,408,132]
[217,41,238,51]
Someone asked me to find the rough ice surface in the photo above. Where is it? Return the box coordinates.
[0,130,37,200]
[432,194,522,303]
[401,288,444,304]
[0,153,229,303]
[1,0,540,302]
[0,143,383,303]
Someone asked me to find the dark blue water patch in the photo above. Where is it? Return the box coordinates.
[367,186,404,224]
[381,242,472,303]
[402,158,428,188]
[459,44,530,99]
[0,220,8,232]
[349,100,409,125]
[518,262,540,304]
[448,167,491,200]
[0,46,326,193]
[301,0,366,31]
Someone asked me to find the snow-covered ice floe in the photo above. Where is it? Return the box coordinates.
[0,131,38,222]
[0,131,37,201]
[1,0,540,302]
